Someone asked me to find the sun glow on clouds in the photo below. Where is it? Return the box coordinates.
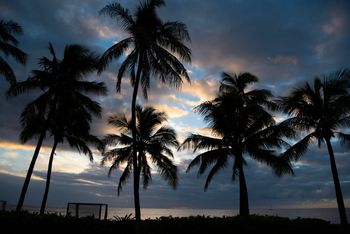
[84,18,121,39]
[49,149,96,174]
[181,79,217,103]
[164,94,200,107]
[152,104,188,118]
[0,140,94,174]
[0,140,52,152]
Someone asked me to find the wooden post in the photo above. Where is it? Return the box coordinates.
[98,204,102,220]
[76,204,79,218]
[104,204,108,220]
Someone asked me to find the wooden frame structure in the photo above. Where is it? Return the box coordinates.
[66,202,108,220]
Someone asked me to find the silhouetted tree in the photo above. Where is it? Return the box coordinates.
[181,72,294,216]
[39,102,103,214]
[98,0,191,221]
[8,43,107,212]
[101,106,178,203]
[278,69,350,226]
[0,19,27,85]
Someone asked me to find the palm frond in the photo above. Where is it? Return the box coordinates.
[0,20,23,44]
[338,132,350,148]
[117,162,132,196]
[140,154,152,189]
[180,134,223,152]
[98,37,133,73]
[70,81,108,96]
[99,3,135,31]
[108,114,130,132]
[282,133,314,161]
[0,56,16,85]
[186,148,230,175]
[0,41,27,64]
[153,153,178,189]
[204,155,228,190]
[150,126,179,148]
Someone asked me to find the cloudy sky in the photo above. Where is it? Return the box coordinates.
[0,0,350,212]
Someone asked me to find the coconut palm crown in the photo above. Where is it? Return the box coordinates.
[278,69,350,226]
[101,105,178,195]
[181,72,295,216]
[8,43,107,212]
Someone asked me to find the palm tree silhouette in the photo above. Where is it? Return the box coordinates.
[39,101,103,214]
[101,106,178,209]
[278,69,350,226]
[181,72,294,216]
[98,0,191,221]
[8,43,107,212]
[0,19,27,85]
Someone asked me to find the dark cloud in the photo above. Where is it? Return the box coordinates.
[161,0,350,92]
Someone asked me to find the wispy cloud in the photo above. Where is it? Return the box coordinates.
[268,55,299,65]
[0,168,45,181]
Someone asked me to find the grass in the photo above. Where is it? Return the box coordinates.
[0,211,346,234]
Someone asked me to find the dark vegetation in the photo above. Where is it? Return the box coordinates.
[0,211,345,234]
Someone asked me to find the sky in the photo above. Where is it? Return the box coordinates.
[0,0,350,211]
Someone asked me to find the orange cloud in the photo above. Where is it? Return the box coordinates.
[152,104,188,118]
[181,79,218,104]
[0,140,51,152]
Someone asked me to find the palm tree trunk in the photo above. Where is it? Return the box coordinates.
[16,95,58,212]
[238,157,249,216]
[325,138,348,227]
[131,56,143,222]
[16,130,45,212]
[40,140,58,215]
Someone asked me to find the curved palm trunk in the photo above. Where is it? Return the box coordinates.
[40,140,58,215]
[16,130,45,212]
[325,138,348,227]
[131,56,143,222]
[238,156,249,216]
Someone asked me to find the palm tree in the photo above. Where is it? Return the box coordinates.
[278,69,350,226]
[98,0,191,221]
[101,106,178,212]
[0,19,27,85]
[180,72,294,216]
[8,43,107,212]
[38,99,103,214]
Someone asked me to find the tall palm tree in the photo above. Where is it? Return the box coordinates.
[180,72,294,216]
[8,43,107,212]
[0,19,27,85]
[101,106,178,213]
[39,101,103,214]
[98,0,191,221]
[278,69,350,226]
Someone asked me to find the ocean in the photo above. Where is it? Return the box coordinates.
[8,206,350,224]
